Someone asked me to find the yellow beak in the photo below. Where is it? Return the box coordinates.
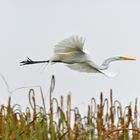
[120,56,136,60]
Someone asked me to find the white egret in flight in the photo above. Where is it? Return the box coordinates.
[20,36,135,77]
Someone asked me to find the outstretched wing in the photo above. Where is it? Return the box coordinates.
[66,62,118,77]
[54,36,85,54]
[66,62,100,73]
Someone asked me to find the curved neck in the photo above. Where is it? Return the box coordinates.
[99,57,121,70]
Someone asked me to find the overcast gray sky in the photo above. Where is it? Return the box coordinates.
[0,0,139,114]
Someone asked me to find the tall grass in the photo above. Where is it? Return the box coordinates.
[0,75,140,140]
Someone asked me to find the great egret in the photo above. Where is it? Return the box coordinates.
[20,36,135,77]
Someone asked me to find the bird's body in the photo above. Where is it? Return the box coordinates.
[21,36,135,77]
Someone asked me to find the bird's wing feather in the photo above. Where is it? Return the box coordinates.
[66,63,100,73]
[66,62,118,77]
[99,70,118,77]
[54,36,85,54]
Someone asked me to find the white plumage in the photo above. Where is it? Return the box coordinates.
[21,36,135,77]
[54,36,84,54]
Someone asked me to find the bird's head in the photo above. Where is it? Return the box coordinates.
[101,56,136,70]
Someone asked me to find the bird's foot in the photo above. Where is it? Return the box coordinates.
[20,57,33,66]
